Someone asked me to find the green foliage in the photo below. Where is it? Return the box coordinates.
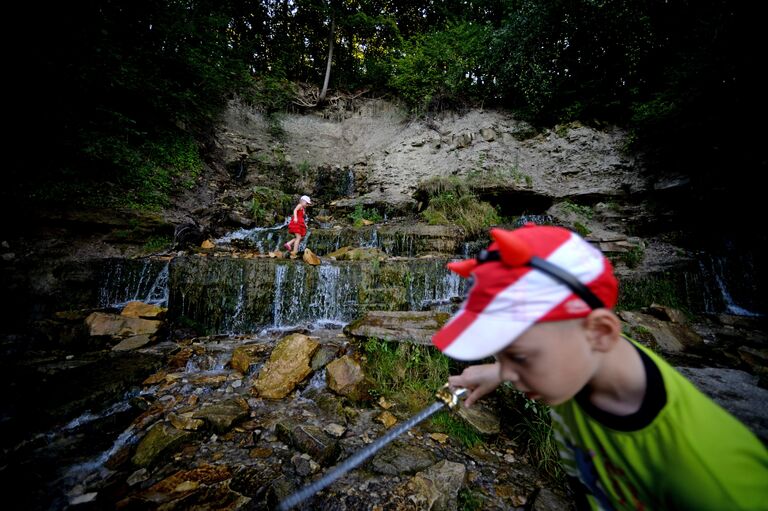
[348,204,383,227]
[417,176,500,238]
[250,187,293,226]
[249,73,298,113]
[143,235,172,253]
[429,411,483,448]
[298,160,312,176]
[560,200,594,219]
[501,386,564,480]
[457,488,485,511]
[466,163,531,189]
[119,135,203,209]
[573,222,591,238]
[388,22,493,111]
[362,338,449,412]
[617,276,684,312]
[621,245,645,269]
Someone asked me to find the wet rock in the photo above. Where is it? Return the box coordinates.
[174,221,205,247]
[376,411,397,428]
[252,333,319,399]
[266,475,297,510]
[121,301,167,320]
[112,334,152,351]
[676,366,768,442]
[344,311,451,345]
[737,345,768,371]
[324,423,346,438]
[276,422,340,465]
[314,393,345,419]
[85,312,161,338]
[400,459,466,511]
[531,488,572,511]
[192,396,249,434]
[326,246,387,261]
[127,468,149,486]
[495,484,527,506]
[249,447,273,458]
[131,422,193,468]
[143,464,231,495]
[230,466,271,497]
[231,343,269,375]
[69,492,98,505]
[647,304,687,324]
[429,433,449,444]
[311,345,340,371]
[456,404,501,435]
[167,412,205,431]
[167,346,204,370]
[302,248,321,265]
[370,441,435,475]
[291,453,321,476]
[618,310,702,352]
[326,355,368,401]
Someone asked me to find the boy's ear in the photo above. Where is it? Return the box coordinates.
[583,309,621,352]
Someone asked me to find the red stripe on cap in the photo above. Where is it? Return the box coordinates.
[432,310,477,350]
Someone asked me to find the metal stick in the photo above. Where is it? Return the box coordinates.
[278,386,467,510]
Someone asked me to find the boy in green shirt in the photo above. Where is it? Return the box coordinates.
[432,224,767,510]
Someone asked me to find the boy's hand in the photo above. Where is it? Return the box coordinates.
[448,363,502,408]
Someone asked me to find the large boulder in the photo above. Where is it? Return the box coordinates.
[85,312,161,338]
[326,355,368,401]
[252,333,319,399]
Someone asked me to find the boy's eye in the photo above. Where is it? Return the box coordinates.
[512,355,528,364]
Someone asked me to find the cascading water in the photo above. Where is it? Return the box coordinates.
[695,251,763,317]
[98,258,170,308]
[215,219,290,253]
[171,257,468,334]
[273,263,358,329]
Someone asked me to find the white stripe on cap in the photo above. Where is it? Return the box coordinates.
[442,232,606,360]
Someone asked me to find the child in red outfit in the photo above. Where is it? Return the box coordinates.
[284,195,311,258]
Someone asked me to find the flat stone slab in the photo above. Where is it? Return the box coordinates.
[344,311,451,345]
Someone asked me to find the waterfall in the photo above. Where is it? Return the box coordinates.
[696,252,762,317]
[171,257,468,334]
[272,263,358,329]
[216,219,289,252]
[98,259,170,308]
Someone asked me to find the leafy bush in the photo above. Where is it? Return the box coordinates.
[348,204,383,227]
[617,275,685,312]
[250,186,294,226]
[418,177,500,238]
[389,23,493,111]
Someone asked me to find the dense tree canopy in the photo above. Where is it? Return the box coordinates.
[7,0,758,217]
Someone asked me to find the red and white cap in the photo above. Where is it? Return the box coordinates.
[432,224,618,361]
[300,195,312,204]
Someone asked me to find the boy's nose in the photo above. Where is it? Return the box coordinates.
[498,363,519,383]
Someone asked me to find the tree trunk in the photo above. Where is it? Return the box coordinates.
[319,18,335,102]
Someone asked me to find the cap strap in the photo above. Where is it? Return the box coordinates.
[476,250,605,309]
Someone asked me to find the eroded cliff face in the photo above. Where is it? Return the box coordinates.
[216,98,646,212]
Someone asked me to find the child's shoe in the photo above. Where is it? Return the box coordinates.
[289,253,298,259]
[283,242,292,251]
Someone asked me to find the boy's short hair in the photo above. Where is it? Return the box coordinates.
[432,224,618,361]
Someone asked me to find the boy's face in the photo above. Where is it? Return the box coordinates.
[495,319,597,405]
